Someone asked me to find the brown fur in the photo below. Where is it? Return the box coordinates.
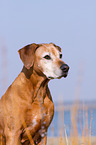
[0,43,69,145]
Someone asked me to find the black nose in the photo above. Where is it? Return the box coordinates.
[60,64,69,72]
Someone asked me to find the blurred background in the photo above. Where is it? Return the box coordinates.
[0,0,96,141]
[0,0,96,103]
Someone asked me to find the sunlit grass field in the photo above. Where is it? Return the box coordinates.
[47,102,96,145]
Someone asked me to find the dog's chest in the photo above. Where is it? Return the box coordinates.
[22,96,54,140]
[26,98,54,127]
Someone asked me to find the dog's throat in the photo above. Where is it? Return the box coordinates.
[33,79,49,103]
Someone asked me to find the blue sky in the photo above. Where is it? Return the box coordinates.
[0,0,96,102]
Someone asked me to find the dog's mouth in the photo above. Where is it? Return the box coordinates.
[48,72,68,79]
[63,72,68,78]
[47,65,69,79]
[58,72,68,79]
[48,76,54,79]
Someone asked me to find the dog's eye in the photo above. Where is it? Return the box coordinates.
[60,54,62,59]
[44,55,51,60]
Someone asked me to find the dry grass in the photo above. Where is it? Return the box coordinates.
[47,102,95,145]
[47,137,96,145]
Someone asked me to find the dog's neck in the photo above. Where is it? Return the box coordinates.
[21,66,49,102]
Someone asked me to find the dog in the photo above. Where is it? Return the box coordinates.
[0,43,69,145]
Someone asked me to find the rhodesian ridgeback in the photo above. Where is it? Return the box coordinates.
[0,43,69,145]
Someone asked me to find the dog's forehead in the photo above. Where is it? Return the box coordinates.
[36,43,61,56]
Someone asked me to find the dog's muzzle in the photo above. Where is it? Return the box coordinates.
[60,64,69,78]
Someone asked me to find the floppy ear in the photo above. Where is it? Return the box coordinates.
[18,43,39,69]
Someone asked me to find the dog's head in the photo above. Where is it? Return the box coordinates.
[18,43,69,79]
